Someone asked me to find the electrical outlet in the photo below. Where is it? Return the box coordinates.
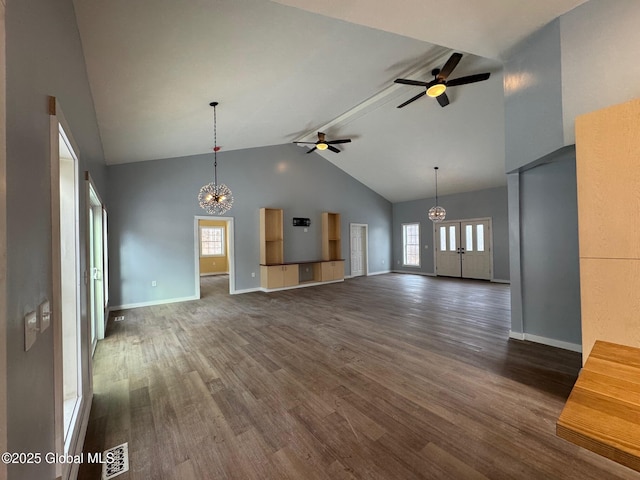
[25,311,37,351]
[251,272,255,278]
[151,280,157,287]
[39,300,51,332]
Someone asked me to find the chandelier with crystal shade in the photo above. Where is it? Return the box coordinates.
[428,166,446,222]
[198,101,234,215]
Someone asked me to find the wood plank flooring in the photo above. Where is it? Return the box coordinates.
[78,274,639,479]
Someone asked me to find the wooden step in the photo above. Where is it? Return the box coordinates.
[557,340,640,472]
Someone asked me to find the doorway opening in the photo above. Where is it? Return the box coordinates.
[434,218,492,280]
[349,223,368,277]
[194,216,235,297]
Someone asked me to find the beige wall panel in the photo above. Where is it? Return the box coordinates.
[575,98,640,259]
[580,258,640,362]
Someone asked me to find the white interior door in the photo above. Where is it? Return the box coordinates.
[435,222,462,277]
[350,224,367,277]
[435,218,492,280]
[461,220,491,280]
[87,176,106,353]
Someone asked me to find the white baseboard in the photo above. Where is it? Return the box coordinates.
[232,287,261,295]
[509,331,582,352]
[68,392,93,480]
[260,279,344,293]
[110,295,199,311]
[368,270,392,276]
[491,278,510,284]
[392,269,436,277]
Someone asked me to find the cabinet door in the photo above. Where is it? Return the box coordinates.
[332,261,344,280]
[282,265,299,287]
[261,265,284,289]
[320,262,334,281]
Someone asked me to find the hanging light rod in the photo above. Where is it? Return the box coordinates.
[198,101,234,215]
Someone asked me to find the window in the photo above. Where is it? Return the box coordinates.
[402,223,420,266]
[200,226,225,256]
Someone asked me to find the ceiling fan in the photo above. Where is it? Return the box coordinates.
[294,132,352,154]
[394,53,490,108]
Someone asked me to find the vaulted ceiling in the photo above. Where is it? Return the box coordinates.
[73,0,587,202]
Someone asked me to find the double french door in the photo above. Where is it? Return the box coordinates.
[435,219,492,280]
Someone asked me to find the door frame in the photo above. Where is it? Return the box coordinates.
[194,215,235,295]
[50,98,92,480]
[349,223,369,277]
[85,172,107,353]
[0,3,7,478]
[433,216,494,280]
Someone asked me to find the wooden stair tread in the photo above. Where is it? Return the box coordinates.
[557,340,640,472]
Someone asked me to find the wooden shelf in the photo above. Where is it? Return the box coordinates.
[322,212,341,261]
[260,208,284,265]
[557,340,640,472]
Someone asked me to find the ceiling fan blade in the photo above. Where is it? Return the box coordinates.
[446,72,490,87]
[394,78,430,87]
[436,92,450,108]
[397,90,427,108]
[437,53,463,80]
[327,145,341,153]
[306,146,317,154]
[326,139,351,145]
[294,141,318,144]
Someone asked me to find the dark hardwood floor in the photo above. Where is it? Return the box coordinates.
[78,274,639,479]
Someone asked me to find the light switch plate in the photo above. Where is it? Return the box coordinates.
[39,300,51,332]
[25,311,37,351]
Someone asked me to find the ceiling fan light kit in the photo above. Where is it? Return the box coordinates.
[198,101,234,215]
[426,83,446,98]
[428,166,446,222]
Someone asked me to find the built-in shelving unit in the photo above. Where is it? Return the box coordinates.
[260,208,283,265]
[259,208,345,291]
[322,212,341,261]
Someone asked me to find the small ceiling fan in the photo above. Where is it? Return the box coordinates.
[394,53,490,108]
[294,132,352,154]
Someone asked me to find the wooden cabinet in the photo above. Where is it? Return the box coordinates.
[320,261,344,282]
[576,98,640,362]
[322,212,341,261]
[260,208,283,265]
[260,264,299,289]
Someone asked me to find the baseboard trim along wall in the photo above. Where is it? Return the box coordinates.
[491,278,510,284]
[232,287,262,295]
[509,331,582,353]
[392,270,435,276]
[111,295,199,311]
[368,270,392,276]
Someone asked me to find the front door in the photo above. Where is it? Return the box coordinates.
[435,219,492,280]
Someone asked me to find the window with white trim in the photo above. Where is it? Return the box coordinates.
[402,223,420,267]
[200,226,225,256]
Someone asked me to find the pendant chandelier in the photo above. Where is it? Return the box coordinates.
[198,101,234,215]
[428,166,446,222]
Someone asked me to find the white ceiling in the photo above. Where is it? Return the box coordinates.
[73,0,587,202]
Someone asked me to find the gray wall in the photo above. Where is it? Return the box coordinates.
[504,1,640,347]
[5,0,106,478]
[504,19,564,172]
[520,155,581,344]
[392,186,509,281]
[107,143,392,307]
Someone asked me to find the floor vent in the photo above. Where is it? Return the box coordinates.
[114,315,125,322]
[102,442,129,480]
